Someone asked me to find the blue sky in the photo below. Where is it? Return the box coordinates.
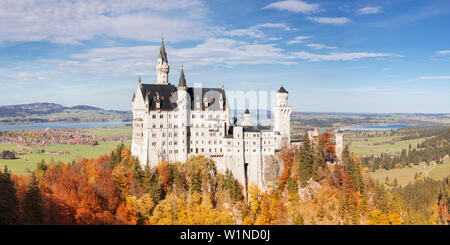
[0,0,450,113]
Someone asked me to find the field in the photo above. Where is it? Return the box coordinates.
[347,134,427,155]
[0,141,131,175]
[0,126,132,175]
[370,157,450,187]
[82,126,132,137]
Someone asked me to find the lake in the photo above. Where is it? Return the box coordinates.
[341,124,428,131]
[0,121,130,131]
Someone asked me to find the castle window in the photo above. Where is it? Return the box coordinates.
[174,133,178,137]
[152,114,156,119]
[202,148,204,152]
[175,150,178,153]
[174,142,177,145]
[162,132,165,137]
[160,114,163,119]
[209,149,211,153]
[160,124,163,128]
[153,124,156,128]
[152,142,156,146]
[169,114,171,118]
[253,149,256,152]
[162,141,165,145]
[152,133,156,137]
[192,114,195,118]
[200,114,204,118]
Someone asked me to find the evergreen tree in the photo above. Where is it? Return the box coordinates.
[298,133,314,187]
[110,143,125,167]
[313,137,325,181]
[22,173,44,225]
[0,166,17,224]
[343,146,364,193]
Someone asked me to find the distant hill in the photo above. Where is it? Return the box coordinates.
[0,102,132,124]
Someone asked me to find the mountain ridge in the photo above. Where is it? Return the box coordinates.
[0,102,132,124]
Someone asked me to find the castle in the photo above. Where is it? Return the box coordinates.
[131,39,291,190]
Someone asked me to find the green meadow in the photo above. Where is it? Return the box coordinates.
[0,140,130,175]
[347,135,427,155]
[83,126,132,137]
[370,158,450,187]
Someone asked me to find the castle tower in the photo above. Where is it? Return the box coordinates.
[273,86,291,147]
[242,109,252,126]
[176,66,189,163]
[156,38,170,84]
[335,130,344,163]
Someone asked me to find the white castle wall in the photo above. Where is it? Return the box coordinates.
[131,42,290,191]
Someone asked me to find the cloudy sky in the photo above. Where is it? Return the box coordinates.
[1,0,450,113]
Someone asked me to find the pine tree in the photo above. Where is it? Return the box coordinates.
[22,173,44,225]
[313,137,325,181]
[343,146,364,193]
[0,166,17,224]
[298,133,314,187]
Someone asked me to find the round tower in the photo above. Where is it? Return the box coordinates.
[273,86,291,147]
[156,38,170,84]
[176,66,189,162]
[242,109,252,126]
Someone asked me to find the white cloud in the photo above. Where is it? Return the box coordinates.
[43,38,298,77]
[267,37,282,41]
[219,23,297,39]
[358,6,382,15]
[287,36,313,45]
[292,51,392,62]
[436,50,450,55]
[0,0,208,44]
[307,43,336,50]
[262,0,320,13]
[307,17,350,25]
[420,75,450,80]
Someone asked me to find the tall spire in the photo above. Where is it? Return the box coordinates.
[156,36,170,84]
[178,65,186,88]
[138,75,141,84]
[158,37,168,63]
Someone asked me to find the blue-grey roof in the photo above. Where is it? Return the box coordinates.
[139,84,226,111]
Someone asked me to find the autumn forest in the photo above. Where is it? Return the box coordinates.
[1,131,448,225]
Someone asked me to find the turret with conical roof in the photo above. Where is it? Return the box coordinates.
[178,65,187,88]
[156,37,170,84]
[158,38,168,63]
[242,108,252,126]
[278,86,288,93]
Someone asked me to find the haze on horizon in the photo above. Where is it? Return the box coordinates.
[0,0,449,113]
